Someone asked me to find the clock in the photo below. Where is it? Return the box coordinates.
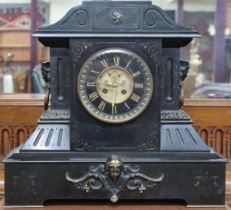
[78,48,153,123]
[4,1,226,207]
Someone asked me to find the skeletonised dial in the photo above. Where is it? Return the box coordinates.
[77,48,153,124]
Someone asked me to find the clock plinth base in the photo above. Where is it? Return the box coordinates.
[3,148,226,207]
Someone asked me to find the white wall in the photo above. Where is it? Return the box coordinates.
[0,0,30,3]
[47,0,177,24]
[48,0,82,24]
[183,0,215,12]
[47,0,215,24]
[0,0,216,24]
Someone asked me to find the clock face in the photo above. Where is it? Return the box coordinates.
[77,48,153,124]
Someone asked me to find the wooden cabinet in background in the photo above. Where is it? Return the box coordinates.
[184,99,231,158]
[0,30,48,64]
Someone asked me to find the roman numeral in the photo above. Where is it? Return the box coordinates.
[86,81,96,87]
[98,101,106,111]
[112,104,117,115]
[131,93,141,103]
[100,59,109,68]
[125,60,132,69]
[132,71,141,78]
[113,56,120,67]
[124,102,131,110]
[134,83,144,89]
[90,70,100,74]
[89,91,98,101]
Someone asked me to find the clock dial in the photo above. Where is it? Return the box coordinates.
[78,48,153,123]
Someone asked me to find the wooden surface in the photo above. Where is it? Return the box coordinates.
[0,163,3,200]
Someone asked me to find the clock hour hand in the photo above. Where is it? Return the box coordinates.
[96,80,118,88]
[105,82,118,88]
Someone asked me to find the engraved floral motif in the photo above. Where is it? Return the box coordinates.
[194,171,220,195]
[147,44,160,62]
[72,43,92,63]
[137,134,158,151]
[140,42,160,62]
[72,122,94,151]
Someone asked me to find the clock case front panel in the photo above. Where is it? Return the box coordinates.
[70,39,161,152]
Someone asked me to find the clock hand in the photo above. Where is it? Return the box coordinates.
[105,82,118,88]
[112,85,117,114]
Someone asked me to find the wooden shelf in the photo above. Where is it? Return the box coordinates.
[0,45,30,48]
[184,98,231,107]
[0,29,49,64]
[0,29,30,32]
[0,94,44,107]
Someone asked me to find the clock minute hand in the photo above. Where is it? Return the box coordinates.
[112,85,117,114]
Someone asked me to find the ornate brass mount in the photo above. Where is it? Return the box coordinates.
[41,61,51,111]
[65,155,164,203]
[111,11,123,24]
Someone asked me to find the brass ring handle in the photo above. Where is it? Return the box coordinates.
[41,61,51,111]
[179,89,184,108]
[44,87,50,111]
[179,60,189,108]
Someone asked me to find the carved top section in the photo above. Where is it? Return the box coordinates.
[34,1,199,39]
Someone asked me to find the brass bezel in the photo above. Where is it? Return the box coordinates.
[77,48,153,124]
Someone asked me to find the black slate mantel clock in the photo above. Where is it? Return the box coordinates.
[4,0,226,207]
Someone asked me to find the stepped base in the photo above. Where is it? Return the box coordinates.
[3,148,226,207]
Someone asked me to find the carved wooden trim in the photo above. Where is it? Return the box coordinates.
[195,126,231,158]
[0,125,35,156]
